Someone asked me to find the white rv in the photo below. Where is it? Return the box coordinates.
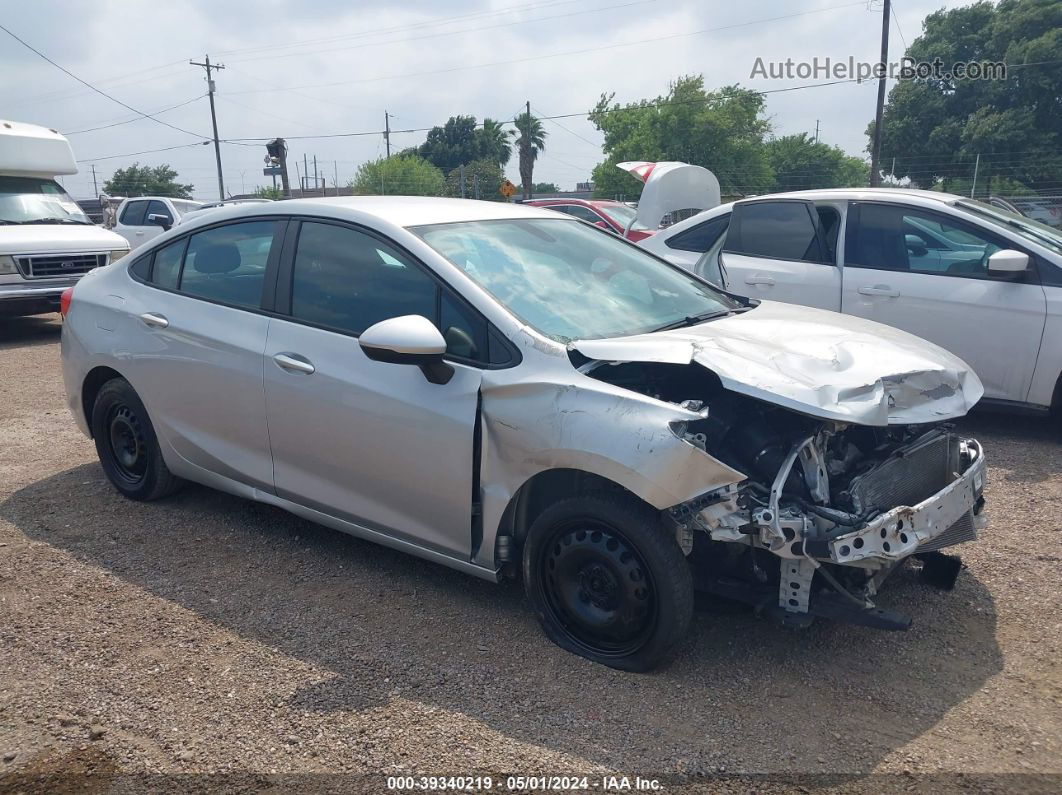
[0,120,129,316]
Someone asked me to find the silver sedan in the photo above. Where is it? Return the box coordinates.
[61,197,987,670]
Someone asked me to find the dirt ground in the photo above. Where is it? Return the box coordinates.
[0,315,1060,793]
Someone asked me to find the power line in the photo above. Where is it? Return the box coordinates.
[228,1,868,94]
[214,0,579,58]
[63,94,208,136]
[0,22,209,140]
[225,0,655,65]
[78,142,211,163]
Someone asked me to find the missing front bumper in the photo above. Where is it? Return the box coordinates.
[829,439,986,565]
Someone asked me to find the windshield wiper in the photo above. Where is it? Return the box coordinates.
[650,309,733,332]
[21,217,91,225]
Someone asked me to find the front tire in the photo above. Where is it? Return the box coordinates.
[522,491,693,671]
[91,378,182,501]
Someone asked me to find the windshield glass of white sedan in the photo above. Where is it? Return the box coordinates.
[414,218,737,341]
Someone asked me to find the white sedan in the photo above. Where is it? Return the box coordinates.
[640,188,1062,412]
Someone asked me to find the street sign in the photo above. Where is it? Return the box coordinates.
[500,179,516,198]
[263,166,282,176]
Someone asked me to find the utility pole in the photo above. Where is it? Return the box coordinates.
[814,120,820,142]
[334,161,339,196]
[190,54,226,201]
[868,0,891,187]
[90,164,98,196]
[384,111,391,158]
[522,100,531,199]
[970,153,981,198]
[313,155,319,195]
[303,153,309,193]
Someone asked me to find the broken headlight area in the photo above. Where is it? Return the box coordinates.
[665,402,986,630]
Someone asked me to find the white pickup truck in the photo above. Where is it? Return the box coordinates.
[0,120,130,317]
[640,188,1062,413]
[110,196,203,249]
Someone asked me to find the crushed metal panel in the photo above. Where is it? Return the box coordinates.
[474,368,746,569]
[572,301,984,426]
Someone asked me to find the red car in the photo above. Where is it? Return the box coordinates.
[524,198,656,241]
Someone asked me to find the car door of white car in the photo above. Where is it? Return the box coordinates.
[840,201,1047,403]
[115,199,171,248]
[720,199,842,311]
[262,219,488,561]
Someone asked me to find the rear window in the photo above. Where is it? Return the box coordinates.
[666,214,730,252]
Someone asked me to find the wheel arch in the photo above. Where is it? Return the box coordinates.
[81,365,126,438]
[495,467,652,554]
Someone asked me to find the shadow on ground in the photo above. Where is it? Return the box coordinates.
[0,315,62,350]
[2,463,1004,774]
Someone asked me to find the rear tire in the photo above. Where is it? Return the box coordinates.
[522,491,693,671]
[91,378,182,501]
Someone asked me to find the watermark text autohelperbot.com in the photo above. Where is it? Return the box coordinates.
[750,56,1007,82]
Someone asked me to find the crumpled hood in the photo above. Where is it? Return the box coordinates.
[572,301,984,426]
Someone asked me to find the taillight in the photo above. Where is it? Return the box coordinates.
[60,286,74,318]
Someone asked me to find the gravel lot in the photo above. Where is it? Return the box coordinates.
[1,315,1060,792]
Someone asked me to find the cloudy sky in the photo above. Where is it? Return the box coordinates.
[2,0,969,200]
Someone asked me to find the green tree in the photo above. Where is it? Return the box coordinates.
[350,155,445,196]
[103,163,193,198]
[253,185,284,200]
[529,181,560,194]
[513,111,547,199]
[445,159,504,201]
[588,76,773,200]
[419,116,487,173]
[476,118,513,167]
[766,133,868,192]
[874,0,1062,193]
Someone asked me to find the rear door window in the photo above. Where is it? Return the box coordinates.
[178,221,277,309]
[723,201,825,263]
[151,238,186,290]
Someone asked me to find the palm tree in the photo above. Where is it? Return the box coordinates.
[512,112,547,199]
[478,118,512,166]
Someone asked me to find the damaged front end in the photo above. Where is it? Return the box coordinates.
[576,331,987,631]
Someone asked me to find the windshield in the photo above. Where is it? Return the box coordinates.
[0,177,91,224]
[595,202,650,232]
[956,199,1062,256]
[413,218,738,342]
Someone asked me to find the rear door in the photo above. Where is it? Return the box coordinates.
[123,218,283,490]
[262,219,486,560]
[114,199,149,247]
[840,201,1046,402]
[720,199,842,310]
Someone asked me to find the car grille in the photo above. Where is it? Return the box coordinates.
[847,432,952,514]
[15,253,106,279]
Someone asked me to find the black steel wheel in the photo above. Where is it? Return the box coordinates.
[523,491,693,671]
[91,378,182,501]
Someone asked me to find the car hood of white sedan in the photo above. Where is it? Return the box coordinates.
[571,301,984,426]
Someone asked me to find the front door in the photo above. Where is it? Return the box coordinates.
[840,201,1047,403]
[720,199,842,310]
[263,219,483,559]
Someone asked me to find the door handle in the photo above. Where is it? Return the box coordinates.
[744,275,775,286]
[273,353,315,375]
[138,312,169,329]
[135,230,144,236]
[857,285,900,297]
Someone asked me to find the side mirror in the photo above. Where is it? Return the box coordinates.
[987,249,1029,276]
[146,213,171,231]
[359,315,453,384]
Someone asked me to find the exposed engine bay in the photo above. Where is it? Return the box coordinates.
[582,360,988,629]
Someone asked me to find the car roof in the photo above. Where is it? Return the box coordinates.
[177,195,560,230]
[748,187,960,205]
[528,198,622,206]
